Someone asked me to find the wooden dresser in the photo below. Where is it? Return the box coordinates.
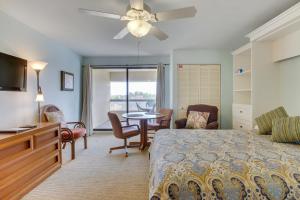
[0,123,61,200]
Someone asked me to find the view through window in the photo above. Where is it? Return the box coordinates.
[92,67,157,130]
[110,81,157,112]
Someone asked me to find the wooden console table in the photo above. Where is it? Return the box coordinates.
[0,123,61,200]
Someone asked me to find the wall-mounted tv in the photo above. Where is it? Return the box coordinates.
[0,52,27,91]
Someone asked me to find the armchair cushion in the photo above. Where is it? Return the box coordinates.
[148,122,169,130]
[122,125,140,138]
[148,122,160,130]
[186,111,210,129]
[61,128,86,140]
[71,128,87,139]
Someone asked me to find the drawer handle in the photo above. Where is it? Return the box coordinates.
[240,110,243,113]
[240,125,243,128]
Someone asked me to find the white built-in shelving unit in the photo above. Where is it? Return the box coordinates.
[232,44,253,130]
[232,2,300,131]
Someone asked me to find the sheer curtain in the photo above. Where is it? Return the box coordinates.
[156,64,165,111]
[81,65,93,136]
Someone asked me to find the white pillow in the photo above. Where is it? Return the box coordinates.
[186,111,210,129]
[44,111,67,127]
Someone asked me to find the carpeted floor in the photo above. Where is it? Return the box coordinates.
[23,132,149,200]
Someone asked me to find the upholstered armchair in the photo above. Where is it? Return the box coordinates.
[41,105,87,160]
[175,104,219,129]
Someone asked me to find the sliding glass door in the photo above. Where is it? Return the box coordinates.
[128,69,157,113]
[92,67,157,131]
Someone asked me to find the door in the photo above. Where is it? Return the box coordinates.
[177,64,221,120]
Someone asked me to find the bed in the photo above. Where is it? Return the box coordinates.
[149,129,300,200]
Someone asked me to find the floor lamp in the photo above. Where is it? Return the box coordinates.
[29,61,48,123]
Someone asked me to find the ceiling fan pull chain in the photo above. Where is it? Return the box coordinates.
[137,39,141,65]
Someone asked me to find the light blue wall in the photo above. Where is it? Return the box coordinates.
[278,56,300,116]
[171,49,233,129]
[0,11,82,128]
[83,55,171,107]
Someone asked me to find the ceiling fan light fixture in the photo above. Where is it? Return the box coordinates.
[127,20,152,38]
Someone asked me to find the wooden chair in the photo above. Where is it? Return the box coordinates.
[175,104,219,129]
[148,108,173,131]
[108,112,141,157]
[41,105,87,160]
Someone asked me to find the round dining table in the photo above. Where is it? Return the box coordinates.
[122,112,166,150]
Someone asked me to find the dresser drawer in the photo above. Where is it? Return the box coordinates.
[233,118,252,131]
[233,104,252,121]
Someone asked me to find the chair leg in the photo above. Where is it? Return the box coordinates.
[83,134,87,149]
[124,138,128,157]
[109,139,139,156]
[109,146,126,153]
[62,142,66,149]
[71,140,75,160]
[127,144,140,148]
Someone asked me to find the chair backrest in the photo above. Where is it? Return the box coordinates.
[136,103,145,111]
[107,112,123,139]
[187,104,218,124]
[157,108,173,128]
[41,104,61,122]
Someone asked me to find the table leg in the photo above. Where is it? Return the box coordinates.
[139,119,149,150]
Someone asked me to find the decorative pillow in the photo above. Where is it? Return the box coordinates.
[255,106,288,135]
[44,111,67,127]
[186,111,210,129]
[272,117,300,143]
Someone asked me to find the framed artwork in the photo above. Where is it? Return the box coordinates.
[61,71,74,91]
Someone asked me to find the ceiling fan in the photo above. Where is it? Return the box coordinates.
[79,0,197,41]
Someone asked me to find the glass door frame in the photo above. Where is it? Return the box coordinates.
[91,64,159,131]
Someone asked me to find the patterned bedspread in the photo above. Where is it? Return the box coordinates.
[149,129,300,200]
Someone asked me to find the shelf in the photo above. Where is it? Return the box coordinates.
[233,89,252,92]
[234,70,251,76]
[233,103,252,106]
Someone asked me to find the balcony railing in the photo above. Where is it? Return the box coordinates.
[110,99,155,112]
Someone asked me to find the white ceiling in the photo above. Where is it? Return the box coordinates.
[0,0,299,56]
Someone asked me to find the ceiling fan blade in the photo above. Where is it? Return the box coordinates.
[79,8,121,20]
[149,26,168,41]
[113,27,129,40]
[155,6,197,22]
[130,0,144,10]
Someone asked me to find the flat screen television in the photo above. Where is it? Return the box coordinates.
[0,52,27,91]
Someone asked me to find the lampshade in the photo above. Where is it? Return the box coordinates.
[36,92,44,102]
[29,61,48,71]
[36,93,44,102]
[127,20,152,38]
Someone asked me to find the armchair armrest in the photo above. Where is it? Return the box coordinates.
[120,120,129,126]
[122,124,140,131]
[206,121,219,129]
[61,127,74,141]
[66,122,86,129]
[175,118,187,129]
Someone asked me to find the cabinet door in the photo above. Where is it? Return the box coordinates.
[177,64,221,120]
